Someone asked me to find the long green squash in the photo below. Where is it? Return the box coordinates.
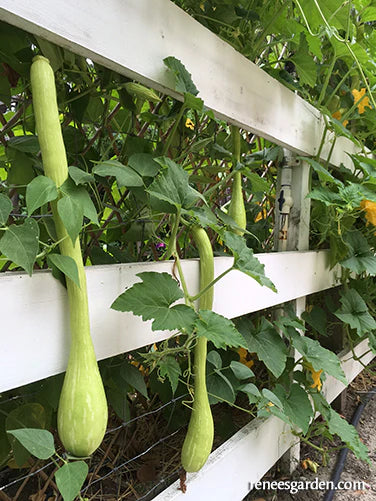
[181,226,214,472]
[228,125,247,235]
[30,56,107,457]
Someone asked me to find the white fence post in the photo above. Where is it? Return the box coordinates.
[275,152,311,475]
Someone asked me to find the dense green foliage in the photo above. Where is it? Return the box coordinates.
[1,0,376,497]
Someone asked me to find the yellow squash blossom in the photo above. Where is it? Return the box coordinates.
[332,110,348,128]
[352,88,372,114]
[254,207,268,223]
[185,118,195,130]
[237,347,254,368]
[361,199,376,226]
[308,365,323,391]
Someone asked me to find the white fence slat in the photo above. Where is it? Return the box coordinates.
[153,339,374,501]
[0,0,357,168]
[1,251,340,393]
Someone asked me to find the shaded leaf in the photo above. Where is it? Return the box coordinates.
[341,231,376,276]
[301,306,328,337]
[158,357,182,394]
[289,329,347,384]
[7,429,55,460]
[57,194,83,244]
[121,363,148,398]
[47,254,80,288]
[0,193,12,225]
[207,350,222,369]
[0,218,39,276]
[128,153,159,177]
[274,383,313,434]
[60,179,98,226]
[325,407,370,463]
[26,175,58,215]
[8,135,40,153]
[239,382,261,403]
[291,34,317,87]
[146,157,204,211]
[207,369,235,405]
[303,157,342,186]
[239,318,287,378]
[5,403,46,466]
[230,361,254,380]
[163,56,199,95]
[93,159,143,187]
[195,310,246,349]
[68,166,95,185]
[222,231,276,291]
[335,288,376,336]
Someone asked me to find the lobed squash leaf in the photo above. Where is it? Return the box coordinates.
[195,310,247,350]
[111,271,197,332]
[222,231,276,291]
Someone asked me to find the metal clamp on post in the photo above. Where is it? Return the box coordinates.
[277,151,295,251]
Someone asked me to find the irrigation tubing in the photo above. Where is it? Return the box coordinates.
[323,385,376,501]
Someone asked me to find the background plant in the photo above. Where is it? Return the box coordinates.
[1,0,376,497]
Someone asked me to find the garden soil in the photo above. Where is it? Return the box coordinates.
[244,373,376,501]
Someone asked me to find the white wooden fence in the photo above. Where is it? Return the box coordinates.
[0,1,372,500]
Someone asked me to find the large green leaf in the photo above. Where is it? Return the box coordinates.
[68,166,95,185]
[222,231,276,291]
[128,153,159,177]
[239,383,261,404]
[0,218,39,276]
[0,193,12,225]
[291,34,317,88]
[5,403,46,466]
[312,392,370,462]
[111,271,197,332]
[57,194,83,244]
[26,175,58,215]
[303,157,342,186]
[146,157,204,211]
[121,362,148,398]
[60,179,98,226]
[93,159,143,187]
[7,429,55,460]
[195,310,247,349]
[230,361,254,380]
[273,383,313,434]
[289,329,347,384]
[335,288,376,336]
[163,56,199,95]
[341,231,376,276]
[326,408,370,463]
[8,135,40,153]
[47,254,80,288]
[158,356,182,394]
[55,461,89,501]
[239,318,287,378]
[207,369,235,405]
[307,187,342,205]
[301,305,328,337]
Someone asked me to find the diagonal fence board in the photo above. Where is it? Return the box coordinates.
[153,339,375,501]
[0,250,340,393]
[0,0,358,168]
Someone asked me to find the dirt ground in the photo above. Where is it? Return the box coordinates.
[244,373,376,501]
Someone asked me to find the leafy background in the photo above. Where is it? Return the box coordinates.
[1,0,376,499]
